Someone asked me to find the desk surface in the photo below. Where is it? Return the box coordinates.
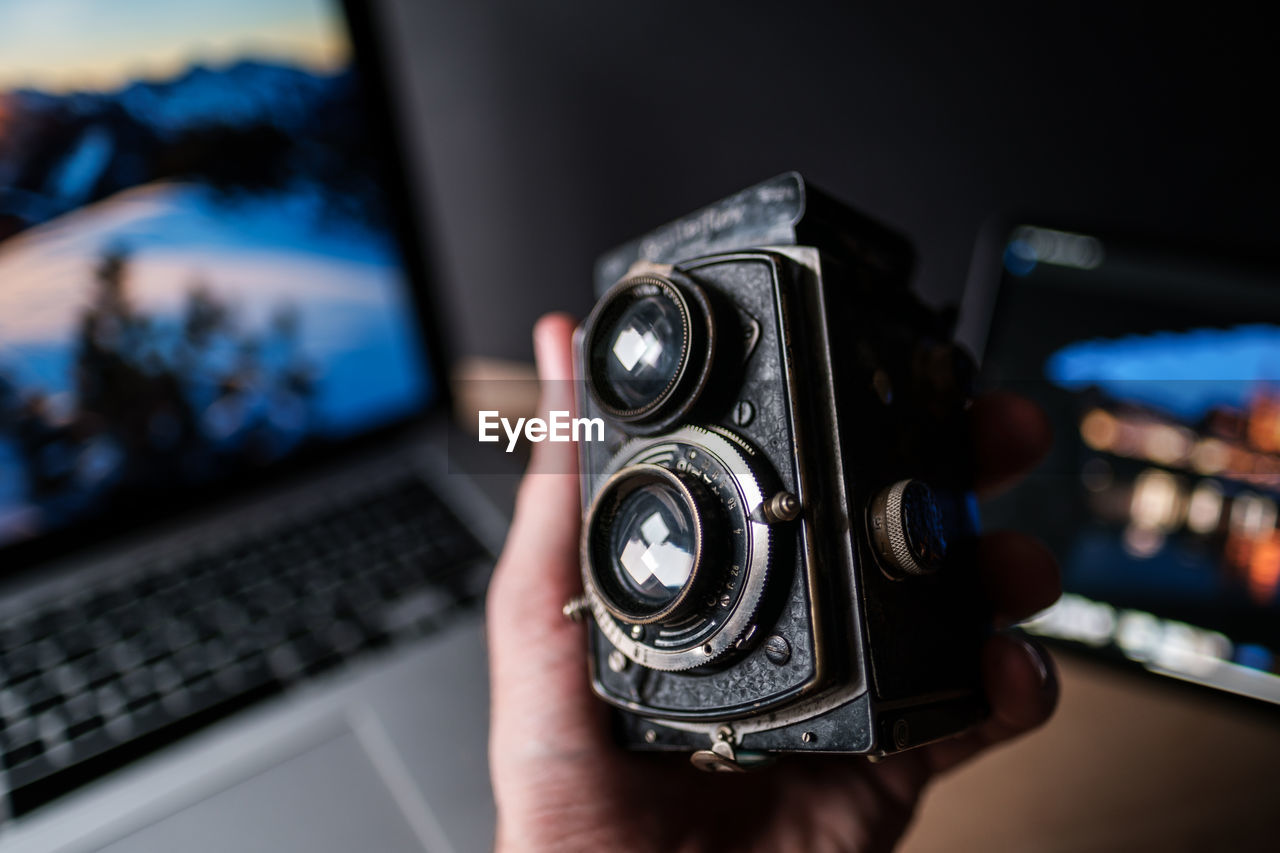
[901,652,1280,852]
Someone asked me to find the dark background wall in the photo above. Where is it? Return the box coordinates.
[375,1,1276,363]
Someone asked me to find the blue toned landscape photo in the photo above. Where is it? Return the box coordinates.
[0,0,430,545]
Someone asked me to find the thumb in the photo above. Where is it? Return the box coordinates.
[487,313,584,650]
[488,314,608,768]
[499,312,581,581]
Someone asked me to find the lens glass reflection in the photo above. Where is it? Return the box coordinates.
[601,294,684,410]
[609,482,697,608]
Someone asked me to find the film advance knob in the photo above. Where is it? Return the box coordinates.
[868,479,947,577]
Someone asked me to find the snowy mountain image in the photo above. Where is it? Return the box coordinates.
[0,49,429,545]
[0,59,362,241]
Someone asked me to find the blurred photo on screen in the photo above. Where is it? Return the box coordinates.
[982,226,1280,701]
[0,0,432,549]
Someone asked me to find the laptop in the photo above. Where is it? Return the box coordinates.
[0,2,504,850]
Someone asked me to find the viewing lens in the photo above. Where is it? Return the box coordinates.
[584,274,713,427]
[609,482,698,608]
[601,295,685,411]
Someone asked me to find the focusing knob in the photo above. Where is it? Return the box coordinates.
[868,479,947,577]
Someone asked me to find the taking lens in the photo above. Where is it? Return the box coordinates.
[585,464,714,624]
[584,274,714,428]
[608,481,698,608]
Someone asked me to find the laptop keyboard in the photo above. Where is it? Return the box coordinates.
[0,477,489,817]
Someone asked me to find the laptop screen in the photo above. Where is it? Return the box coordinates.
[0,1,436,555]
[981,225,1280,704]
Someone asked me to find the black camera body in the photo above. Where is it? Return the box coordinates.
[573,173,986,767]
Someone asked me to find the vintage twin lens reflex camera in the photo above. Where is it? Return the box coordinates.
[571,173,986,770]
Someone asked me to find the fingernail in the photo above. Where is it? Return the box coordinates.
[1013,632,1050,688]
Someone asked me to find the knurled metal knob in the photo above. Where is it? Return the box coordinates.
[868,479,947,577]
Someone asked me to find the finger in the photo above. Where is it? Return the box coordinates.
[505,313,581,564]
[526,312,579,477]
[488,315,614,772]
[922,633,1058,775]
[488,314,582,628]
[533,311,576,383]
[979,531,1061,626]
[972,392,1052,498]
[488,316,594,707]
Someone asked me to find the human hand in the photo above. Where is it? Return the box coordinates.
[486,313,1059,853]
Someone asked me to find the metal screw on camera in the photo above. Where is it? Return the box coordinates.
[764,634,791,665]
[608,650,628,672]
